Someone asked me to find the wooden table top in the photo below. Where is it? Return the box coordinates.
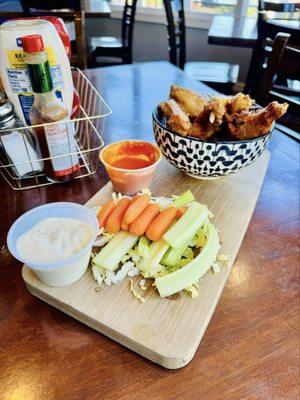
[208,15,300,47]
[0,0,111,18]
[0,62,299,399]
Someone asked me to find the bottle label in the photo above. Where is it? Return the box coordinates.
[18,93,34,125]
[6,47,64,94]
[18,91,63,126]
[27,61,53,93]
[44,120,79,177]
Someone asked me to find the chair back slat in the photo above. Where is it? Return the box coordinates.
[163,0,186,69]
[278,46,300,80]
[257,33,300,113]
[244,10,300,94]
[258,32,290,96]
[121,0,138,58]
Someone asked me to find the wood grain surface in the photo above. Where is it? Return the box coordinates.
[0,63,299,399]
[22,152,270,369]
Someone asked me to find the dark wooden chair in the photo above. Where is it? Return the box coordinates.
[19,0,87,69]
[256,32,300,131]
[244,1,300,94]
[88,0,137,67]
[163,0,239,94]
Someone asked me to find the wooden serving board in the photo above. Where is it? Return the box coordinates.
[22,151,270,369]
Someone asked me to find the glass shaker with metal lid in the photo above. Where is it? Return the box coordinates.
[0,99,43,177]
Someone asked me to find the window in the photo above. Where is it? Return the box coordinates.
[189,0,236,15]
[110,0,257,27]
[247,0,258,16]
[141,0,163,8]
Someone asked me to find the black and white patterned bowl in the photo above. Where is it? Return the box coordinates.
[152,107,271,179]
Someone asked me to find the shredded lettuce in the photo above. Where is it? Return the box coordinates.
[129,278,145,303]
[217,254,230,265]
[152,197,173,211]
[183,247,194,260]
[92,264,104,285]
[195,230,207,249]
[185,285,199,298]
[212,263,221,274]
[128,247,141,265]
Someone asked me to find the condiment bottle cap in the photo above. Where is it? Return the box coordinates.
[21,34,45,53]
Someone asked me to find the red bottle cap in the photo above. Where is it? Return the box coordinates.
[21,34,45,53]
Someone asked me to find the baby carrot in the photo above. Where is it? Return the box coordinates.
[123,194,150,224]
[97,200,116,227]
[146,206,177,242]
[130,204,160,236]
[120,196,136,230]
[106,198,131,233]
[177,207,187,218]
[121,220,129,231]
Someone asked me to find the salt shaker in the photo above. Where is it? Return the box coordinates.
[0,100,43,177]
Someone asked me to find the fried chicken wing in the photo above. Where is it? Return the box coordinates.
[188,100,226,140]
[226,93,254,114]
[188,121,219,140]
[225,101,288,140]
[159,99,191,136]
[201,98,228,125]
[169,85,207,118]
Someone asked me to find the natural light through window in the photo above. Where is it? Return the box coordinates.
[110,0,258,16]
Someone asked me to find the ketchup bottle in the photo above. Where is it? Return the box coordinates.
[22,34,79,183]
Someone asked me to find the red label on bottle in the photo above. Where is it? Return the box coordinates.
[54,164,79,177]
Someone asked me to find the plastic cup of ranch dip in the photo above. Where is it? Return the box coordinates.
[7,202,98,286]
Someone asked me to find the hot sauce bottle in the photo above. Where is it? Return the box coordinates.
[21,34,79,183]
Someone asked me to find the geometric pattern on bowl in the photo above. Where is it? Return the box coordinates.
[153,110,271,178]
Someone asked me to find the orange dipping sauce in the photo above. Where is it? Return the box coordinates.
[100,140,162,195]
[102,141,160,170]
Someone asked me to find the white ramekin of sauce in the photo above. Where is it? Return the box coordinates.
[7,202,98,286]
[100,140,162,195]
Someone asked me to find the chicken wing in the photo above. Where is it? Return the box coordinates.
[188,100,226,140]
[201,98,228,125]
[169,85,207,118]
[159,99,191,136]
[226,93,254,114]
[225,101,288,140]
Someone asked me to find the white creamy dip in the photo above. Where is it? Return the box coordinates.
[17,217,93,264]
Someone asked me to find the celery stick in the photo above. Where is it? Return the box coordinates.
[92,230,128,266]
[100,232,139,271]
[156,223,219,297]
[163,202,208,249]
[161,233,194,267]
[172,190,195,208]
[139,239,169,276]
[137,235,151,258]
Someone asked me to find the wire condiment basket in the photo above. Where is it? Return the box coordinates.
[0,68,111,190]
